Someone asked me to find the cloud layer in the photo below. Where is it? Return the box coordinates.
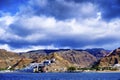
[0,0,120,52]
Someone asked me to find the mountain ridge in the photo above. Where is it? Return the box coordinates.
[0,48,110,70]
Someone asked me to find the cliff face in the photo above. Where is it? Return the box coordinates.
[54,50,97,68]
[0,49,32,69]
[35,50,97,72]
[98,48,120,67]
[0,49,19,69]
[44,53,73,72]
[0,49,19,60]
[19,52,47,63]
[85,48,109,60]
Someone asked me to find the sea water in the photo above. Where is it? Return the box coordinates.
[0,72,120,80]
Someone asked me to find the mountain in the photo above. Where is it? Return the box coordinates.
[0,49,20,69]
[19,48,109,60]
[0,49,32,69]
[21,50,97,72]
[18,49,72,62]
[85,48,110,60]
[0,48,110,70]
[97,48,120,67]
[0,49,19,60]
[19,49,97,68]
[52,50,97,68]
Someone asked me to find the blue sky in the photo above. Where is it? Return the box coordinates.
[0,0,120,52]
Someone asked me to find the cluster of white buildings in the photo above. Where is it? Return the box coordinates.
[21,58,56,73]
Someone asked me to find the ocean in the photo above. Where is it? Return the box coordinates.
[0,72,120,80]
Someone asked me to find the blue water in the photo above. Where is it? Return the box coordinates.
[0,72,120,80]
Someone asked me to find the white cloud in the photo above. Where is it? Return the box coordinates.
[0,44,12,51]
[8,14,120,43]
[1,12,120,49]
[0,0,120,51]
[96,12,102,20]
[12,45,59,52]
[0,15,15,26]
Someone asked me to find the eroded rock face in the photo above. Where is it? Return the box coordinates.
[0,49,19,60]
[98,48,120,67]
[37,50,97,72]
[0,49,19,69]
[0,49,32,69]
[51,50,97,68]
[85,48,109,60]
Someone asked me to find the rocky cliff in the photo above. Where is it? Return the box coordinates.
[0,49,32,69]
[53,50,97,68]
[32,50,97,72]
[98,48,120,67]
[0,49,19,69]
[85,48,109,60]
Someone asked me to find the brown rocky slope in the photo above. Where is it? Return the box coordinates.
[0,49,32,69]
[0,49,98,70]
[53,50,97,68]
[98,48,120,67]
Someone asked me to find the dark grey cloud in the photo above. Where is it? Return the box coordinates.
[9,24,32,37]
[1,0,120,20]
[29,0,120,21]
[22,0,97,20]
[63,0,120,20]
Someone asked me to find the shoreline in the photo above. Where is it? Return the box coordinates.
[1,70,120,73]
[96,70,120,73]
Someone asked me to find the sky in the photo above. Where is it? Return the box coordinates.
[0,0,120,52]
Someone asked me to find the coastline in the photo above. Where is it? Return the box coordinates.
[1,69,120,73]
[96,70,120,73]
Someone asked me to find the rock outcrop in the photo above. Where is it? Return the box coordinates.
[98,48,120,67]
[53,50,97,68]
[0,49,32,69]
[85,48,109,60]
